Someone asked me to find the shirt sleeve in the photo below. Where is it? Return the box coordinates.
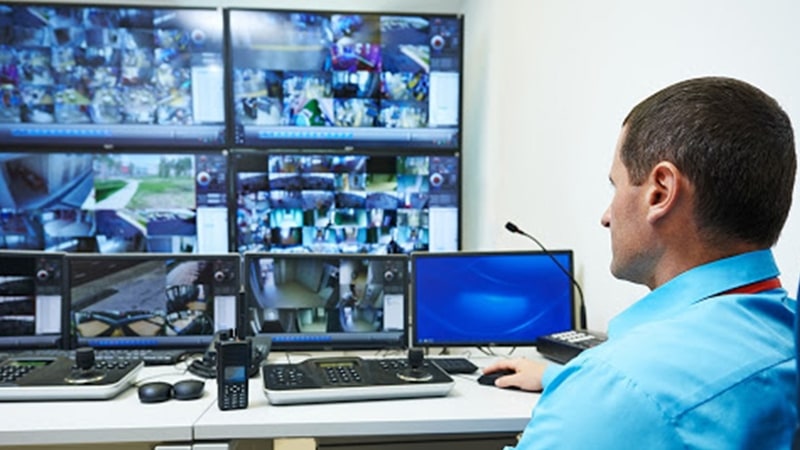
[509,357,683,450]
[541,362,563,388]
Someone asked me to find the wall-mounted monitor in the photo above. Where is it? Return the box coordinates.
[410,250,576,348]
[0,3,226,148]
[0,250,65,350]
[231,149,460,254]
[243,252,408,350]
[66,253,240,351]
[0,150,229,253]
[226,9,463,150]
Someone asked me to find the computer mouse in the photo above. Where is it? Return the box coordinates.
[477,369,517,387]
[137,381,173,403]
[172,379,206,401]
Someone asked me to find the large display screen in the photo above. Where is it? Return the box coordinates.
[0,150,229,253]
[0,3,226,148]
[232,150,460,254]
[243,252,408,350]
[0,250,65,350]
[411,251,575,348]
[66,253,239,350]
[226,9,463,150]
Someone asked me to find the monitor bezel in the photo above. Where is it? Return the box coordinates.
[241,251,410,351]
[409,249,577,348]
[0,250,67,350]
[0,2,228,150]
[228,147,463,255]
[223,7,465,152]
[64,252,242,350]
[0,147,230,254]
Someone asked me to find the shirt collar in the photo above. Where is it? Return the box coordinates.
[608,249,781,338]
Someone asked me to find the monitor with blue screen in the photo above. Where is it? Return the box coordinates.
[410,250,575,347]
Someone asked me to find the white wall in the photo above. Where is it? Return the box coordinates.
[461,0,800,329]
[19,0,800,330]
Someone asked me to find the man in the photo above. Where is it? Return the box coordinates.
[484,76,798,449]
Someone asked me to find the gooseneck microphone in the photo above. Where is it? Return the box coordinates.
[505,221,587,329]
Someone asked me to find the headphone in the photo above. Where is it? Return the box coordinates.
[137,379,206,404]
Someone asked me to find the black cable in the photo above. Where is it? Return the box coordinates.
[505,221,587,329]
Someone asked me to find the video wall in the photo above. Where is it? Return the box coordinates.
[0,3,464,255]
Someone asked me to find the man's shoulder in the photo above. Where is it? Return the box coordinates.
[578,297,795,413]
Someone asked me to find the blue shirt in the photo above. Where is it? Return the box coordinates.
[510,249,797,450]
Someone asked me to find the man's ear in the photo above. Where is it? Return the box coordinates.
[645,161,681,224]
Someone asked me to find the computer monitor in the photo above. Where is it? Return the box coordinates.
[231,149,460,254]
[410,250,576,348]
[0,3,226,148]
[0,250,65,350]
[242,252,408,350]
[0,150,229,253]
[65,253,240,351]
[225,9,463,150]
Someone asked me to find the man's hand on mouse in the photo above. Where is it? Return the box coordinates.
[482,358,548,392]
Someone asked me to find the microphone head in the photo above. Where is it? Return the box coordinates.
[505,222,520,234]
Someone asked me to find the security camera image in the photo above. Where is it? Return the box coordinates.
[244,254,407,350]
[0,274,36,336]
[0,152,95,251]
[0,252,63,345]
[0,3,226,147]
[69,258,221,338]
[0,150,229,254]
[233,152,460,254]
[228,9,462,148]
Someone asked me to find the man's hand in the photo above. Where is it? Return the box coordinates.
[481,358,548,392]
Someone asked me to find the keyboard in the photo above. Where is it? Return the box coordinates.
[0,355,143,401]
[262,356,455,405]
[428,357,479,374]
[5,348,189,366]
[94,348,190,366]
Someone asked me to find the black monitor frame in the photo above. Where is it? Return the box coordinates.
[410,250,576,348]
[0,250,67,350]
[0,148,230,254]
[228,147,462,255]
[0,2,227,149]
[242,252,409,351]
[224,8,464,151]
[65,252,241,351]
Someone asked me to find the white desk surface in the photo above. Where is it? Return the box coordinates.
[0,364,215,447]
[0,349,547,447]
[193,351,540,441]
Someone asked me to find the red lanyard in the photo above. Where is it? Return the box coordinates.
[723,277,782,295]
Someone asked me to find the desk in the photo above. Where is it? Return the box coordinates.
[0,350,542,450]
[0,364,216,449]
[195,351,538,449]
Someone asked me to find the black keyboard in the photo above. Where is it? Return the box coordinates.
[6,348,189,366]
[94,349,190,366]
[429,357,478,374]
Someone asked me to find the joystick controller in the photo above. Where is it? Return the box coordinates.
[396,348,433,382]
[64,347,106,384]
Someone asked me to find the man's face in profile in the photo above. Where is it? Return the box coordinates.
[601,128,656,286]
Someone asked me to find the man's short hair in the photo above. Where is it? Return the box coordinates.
[621,76,796,247]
